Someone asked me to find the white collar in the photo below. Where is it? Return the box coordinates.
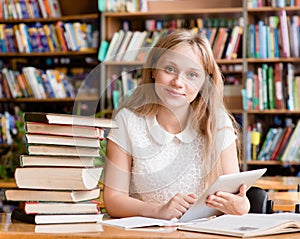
[145,115,197,145]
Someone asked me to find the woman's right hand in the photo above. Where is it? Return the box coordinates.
[155,193,197,220]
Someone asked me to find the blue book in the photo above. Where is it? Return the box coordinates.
[248,24,256,58]
[98,40,109,61]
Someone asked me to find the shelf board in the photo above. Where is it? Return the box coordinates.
[103,61,144,66]
[247,161,300,166]
[0,49,98,58]
[247,6,300,12]
[104,59,244,65]
[0,178,17,188]
[0,13,99,23]
[247,58,300,63]
[246,109,300,114]
[217,59,243,64]
[12,96,99,103]
[104,8,243,17]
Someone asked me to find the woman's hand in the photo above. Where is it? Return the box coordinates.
[155,193,197,220]
[205,184,250,215]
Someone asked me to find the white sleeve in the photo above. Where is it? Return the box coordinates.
[107,108,133,154]
[216,111,237,151]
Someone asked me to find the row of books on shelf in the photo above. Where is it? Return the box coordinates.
[98,0,148,12]
[247,0,300,8]
[247,11,299,58]
[0,111,19,145]
[101,24,243,62]
[248,118,300,162]
[5,112,116,229]
[105,69,141,109]
[0,21,97,53]
[243,63,300,111]
[1,67,76,99]
[144,17,241,32]
[0,0,62,20]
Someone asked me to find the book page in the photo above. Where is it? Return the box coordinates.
[179,213,300,237]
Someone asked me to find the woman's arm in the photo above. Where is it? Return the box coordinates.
[206,141,250,215]
[104,139,197,219]
[104,139,160,218]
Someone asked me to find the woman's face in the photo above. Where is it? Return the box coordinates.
[153,44,206,110]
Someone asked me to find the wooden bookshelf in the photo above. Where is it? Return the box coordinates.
[0,0,101,166]
[0,0,100,113]
[100,0,245,111]
[244,0,300,173]
[100,0,300,176]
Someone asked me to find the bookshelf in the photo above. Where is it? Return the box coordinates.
[99,0,300,176]
[100,0,245,112]
[243,1,300,175]
[0,0,101,178]
[0,0,100,114]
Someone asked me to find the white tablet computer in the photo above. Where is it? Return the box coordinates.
[179,168,267,222]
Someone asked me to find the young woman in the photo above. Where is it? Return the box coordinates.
[103,30,250,220]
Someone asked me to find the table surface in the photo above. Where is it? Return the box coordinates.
[254,176,300,191]
[1,213,300,239]
[268,191,300,212]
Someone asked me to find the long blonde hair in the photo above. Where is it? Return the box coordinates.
[116,30,241,186]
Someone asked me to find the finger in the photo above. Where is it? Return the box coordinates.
[184,194,197,204]
[238,184,247,196]
[206,195,225,207]
[187,193,197,199]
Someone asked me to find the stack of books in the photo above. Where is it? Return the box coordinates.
[5,112,117,227]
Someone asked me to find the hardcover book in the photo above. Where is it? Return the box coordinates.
[5,188,100,202]
[14,167,103,190]
[11,208,103,224]
[23,201,99,214]
[25,121,105,138]
[24,112,117,128]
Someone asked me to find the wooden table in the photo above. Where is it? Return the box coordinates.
[254,176,300,191]
[0,213,300,239]
[267,192,300,212]
[0,179,17,188]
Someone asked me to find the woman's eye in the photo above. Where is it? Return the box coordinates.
[165,66,175,73]
[188,72,199,79]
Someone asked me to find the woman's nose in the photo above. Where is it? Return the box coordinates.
[172,72,185,87]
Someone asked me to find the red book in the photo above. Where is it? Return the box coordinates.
[274,63,284,109]
[270,127,293,161]
[231,27,243,59]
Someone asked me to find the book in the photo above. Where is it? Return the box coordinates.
[265,127,284,160]
[269,126,293,160]
[23,112,117,128]
[11,208,103,224]
[281,119,300,161]
[276,126,294,161]
[14,167,102,190]
[25,134,101,148]
[114,30,133,61]
[26,144,101,157]
[101,216,189,229]
[19,155,96,167]
[46,0,62,18]
[104,31,121,61]
[34,222,103,233]
[24,121,105,138]
[23,201,99,214]
[178,213,300,238]
[5,188,100,202]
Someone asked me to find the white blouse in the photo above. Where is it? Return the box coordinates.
[107,108,237,204]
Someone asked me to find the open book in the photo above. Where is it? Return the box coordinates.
[178,213,300,238]
[102,169,266,229]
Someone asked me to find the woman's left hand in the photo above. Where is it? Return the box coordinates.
[205,184,250,215]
